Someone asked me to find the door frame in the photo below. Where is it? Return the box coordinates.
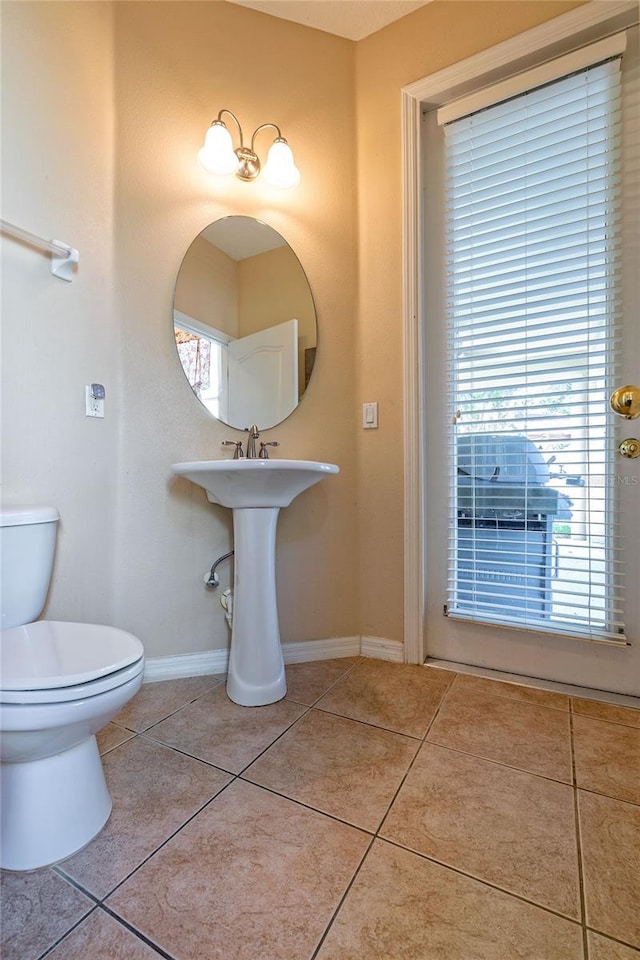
[400,0,639,664]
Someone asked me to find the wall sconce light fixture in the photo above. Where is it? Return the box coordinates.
[198,109,300,189]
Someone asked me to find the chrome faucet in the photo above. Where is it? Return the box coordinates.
[223,426,279,459]
[245,424,260,458]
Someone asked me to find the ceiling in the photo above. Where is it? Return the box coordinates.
[202,218,286,260]
[226,0,433,41]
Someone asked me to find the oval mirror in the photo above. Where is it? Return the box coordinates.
[173,216,317,430]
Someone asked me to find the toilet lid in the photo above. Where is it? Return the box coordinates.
[1,620,144,690]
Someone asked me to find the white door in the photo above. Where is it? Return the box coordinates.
[422,29,640,696]
[226,318,298,430]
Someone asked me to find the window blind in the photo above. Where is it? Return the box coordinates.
[444,52,626,643]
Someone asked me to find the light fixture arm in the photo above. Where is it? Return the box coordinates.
[250,122,283,153]
[210,112,283,154]
[215,108,245,147]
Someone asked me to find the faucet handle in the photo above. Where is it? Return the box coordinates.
[259,441,280,459]
[222,440,244,459]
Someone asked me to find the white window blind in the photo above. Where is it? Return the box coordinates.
[444,49,625,643]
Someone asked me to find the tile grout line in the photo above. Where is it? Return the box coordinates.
[233,659,380,778]
[238,677,452,832]
[199,667,450,955]
[569,700,590,960]
[372,680,587,932]
[309,661,454,739]
[50,867,102,903]
[571,708,640,731]
[56,665,365,923]
[235,775,378,836]
[309,704,424,741]
[104,744,595,953]
[378,836,586,929]
[302,666,597,957]
[285,661,364,707]
[312,704,424,740]
[22,665,634,960]
[235,704,315,777]
[137,730,246,776]
[35,902,100,960]
[58,663,365,922]
[305,678,461,959]
[56,777,237,905]
[422,735,574,787]
[36,899,176,960]
[420,735,579,785]
[243,673,564,845]
[130,711,640,959]
[60,766,595,957]
[308,834,377,960]
[115,677,226,736]
[362,679,590,935]
[241,671,638,952]
[277,670,459,844]
[448,672,573,713]
[98,903,179,960]
[584,926,640,954]
[96,662,371,960]
[439,665,640,712]
[245,672,581,858]
[140,700,313,776]
[571,783,640,808]
[136,659,362,775]
[427,673,577,784]
[372,680,454,837]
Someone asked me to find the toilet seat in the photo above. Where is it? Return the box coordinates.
[1,620,144,704]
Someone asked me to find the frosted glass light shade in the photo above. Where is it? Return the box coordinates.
[198,123,239,176]
[262,139,301,189]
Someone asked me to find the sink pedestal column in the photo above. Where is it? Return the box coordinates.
[226,507,286,706]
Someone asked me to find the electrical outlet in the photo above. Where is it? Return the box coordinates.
[85,385,104,418]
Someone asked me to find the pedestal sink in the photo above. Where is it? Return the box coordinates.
[172,459,339,706]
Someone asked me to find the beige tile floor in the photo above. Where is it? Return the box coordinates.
[2,657,639,960]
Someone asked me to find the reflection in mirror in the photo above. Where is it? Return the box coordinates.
[173,216,317,430]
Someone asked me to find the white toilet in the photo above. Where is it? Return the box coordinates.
[0,506,144,871]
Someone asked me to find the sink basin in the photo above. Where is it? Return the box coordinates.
[172,458,339,509]
[172,457,339,707]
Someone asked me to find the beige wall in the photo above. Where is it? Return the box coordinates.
[1,0,584,662]
[175,236,239,338]
[1,1,118,624]
[238,245,316,395]
[354,0,584,643]
[111,0,358,655]
[238,246,315,342]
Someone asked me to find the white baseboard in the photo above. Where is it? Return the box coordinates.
[142,643,640,709]
[143,634,395,682]
[143,649,229,682]
[282,636,361,664]
[360,635,405,662]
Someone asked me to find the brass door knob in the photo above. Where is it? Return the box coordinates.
[610,385,640,420]
[619,438,640,459]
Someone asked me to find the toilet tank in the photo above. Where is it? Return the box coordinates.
[0,506,59,629]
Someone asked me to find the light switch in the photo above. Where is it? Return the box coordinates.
[363,402,378,429]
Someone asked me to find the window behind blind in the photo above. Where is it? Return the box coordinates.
[442,48,625,643]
